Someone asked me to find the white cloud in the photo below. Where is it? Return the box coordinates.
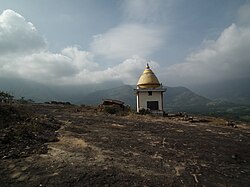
[1,8,250,89]
[94,56,159,85]
[0,9,154,85]
[61,47,98,71]
[122,0,160,22]
[163,23,250,86]
[121,0,170,23]
[238,3,250,25]
[0,48,101,85]
[1,52,74,81]
[0,9,47,56]
[0,9,101,85]
[60,55,159,85]
[90,24,164,60]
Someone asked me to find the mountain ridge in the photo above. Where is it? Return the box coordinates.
[1,77,249,121]
[79,85,211,110]
[190,77,250,105]
[79,85,250,121]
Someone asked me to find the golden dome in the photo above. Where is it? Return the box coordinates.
[137,64,160,88]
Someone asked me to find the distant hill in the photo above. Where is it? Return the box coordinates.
[79,85,250,121]
[190,77,250,105]
[0,77,58,102]
[79,85,211,112]
[0,77,123,103]
[1,77,249,121]
[78,85,136,106]
[165,86,211,113]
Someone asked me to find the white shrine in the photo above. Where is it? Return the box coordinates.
[135,64,166,114]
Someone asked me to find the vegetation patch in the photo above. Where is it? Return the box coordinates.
[0,104,61,159]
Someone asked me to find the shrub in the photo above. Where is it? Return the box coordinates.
[139,108,151,115]
[103,106,119,114]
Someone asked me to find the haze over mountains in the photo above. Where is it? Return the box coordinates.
[80,85,210,111]
[0,77,122,103]
[1,77,250,121]
[1,76,249,111]
[190,77,250,105]
[1,77,249,104]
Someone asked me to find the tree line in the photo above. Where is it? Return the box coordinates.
[0,91,34,104]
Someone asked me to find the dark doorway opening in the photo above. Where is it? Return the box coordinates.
[147,101,159,110]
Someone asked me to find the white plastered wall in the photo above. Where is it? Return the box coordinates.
[137,91,163,112]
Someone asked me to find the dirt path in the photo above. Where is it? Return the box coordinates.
[1,104,250,186]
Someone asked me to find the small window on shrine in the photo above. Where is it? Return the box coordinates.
[148,91,152,96]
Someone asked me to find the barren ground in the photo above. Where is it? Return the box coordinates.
[0,104,250,186]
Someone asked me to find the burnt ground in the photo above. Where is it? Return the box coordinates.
[0,104,250,186]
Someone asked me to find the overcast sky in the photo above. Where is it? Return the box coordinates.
[0,0,250,87]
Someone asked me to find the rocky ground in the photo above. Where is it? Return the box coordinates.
[0,103,249,186]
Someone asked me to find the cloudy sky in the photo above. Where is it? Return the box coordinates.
[0,0,250,87]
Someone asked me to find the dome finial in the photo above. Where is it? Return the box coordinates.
[146,63,150,69]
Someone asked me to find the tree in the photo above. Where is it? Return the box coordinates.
[0,91,14,103]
